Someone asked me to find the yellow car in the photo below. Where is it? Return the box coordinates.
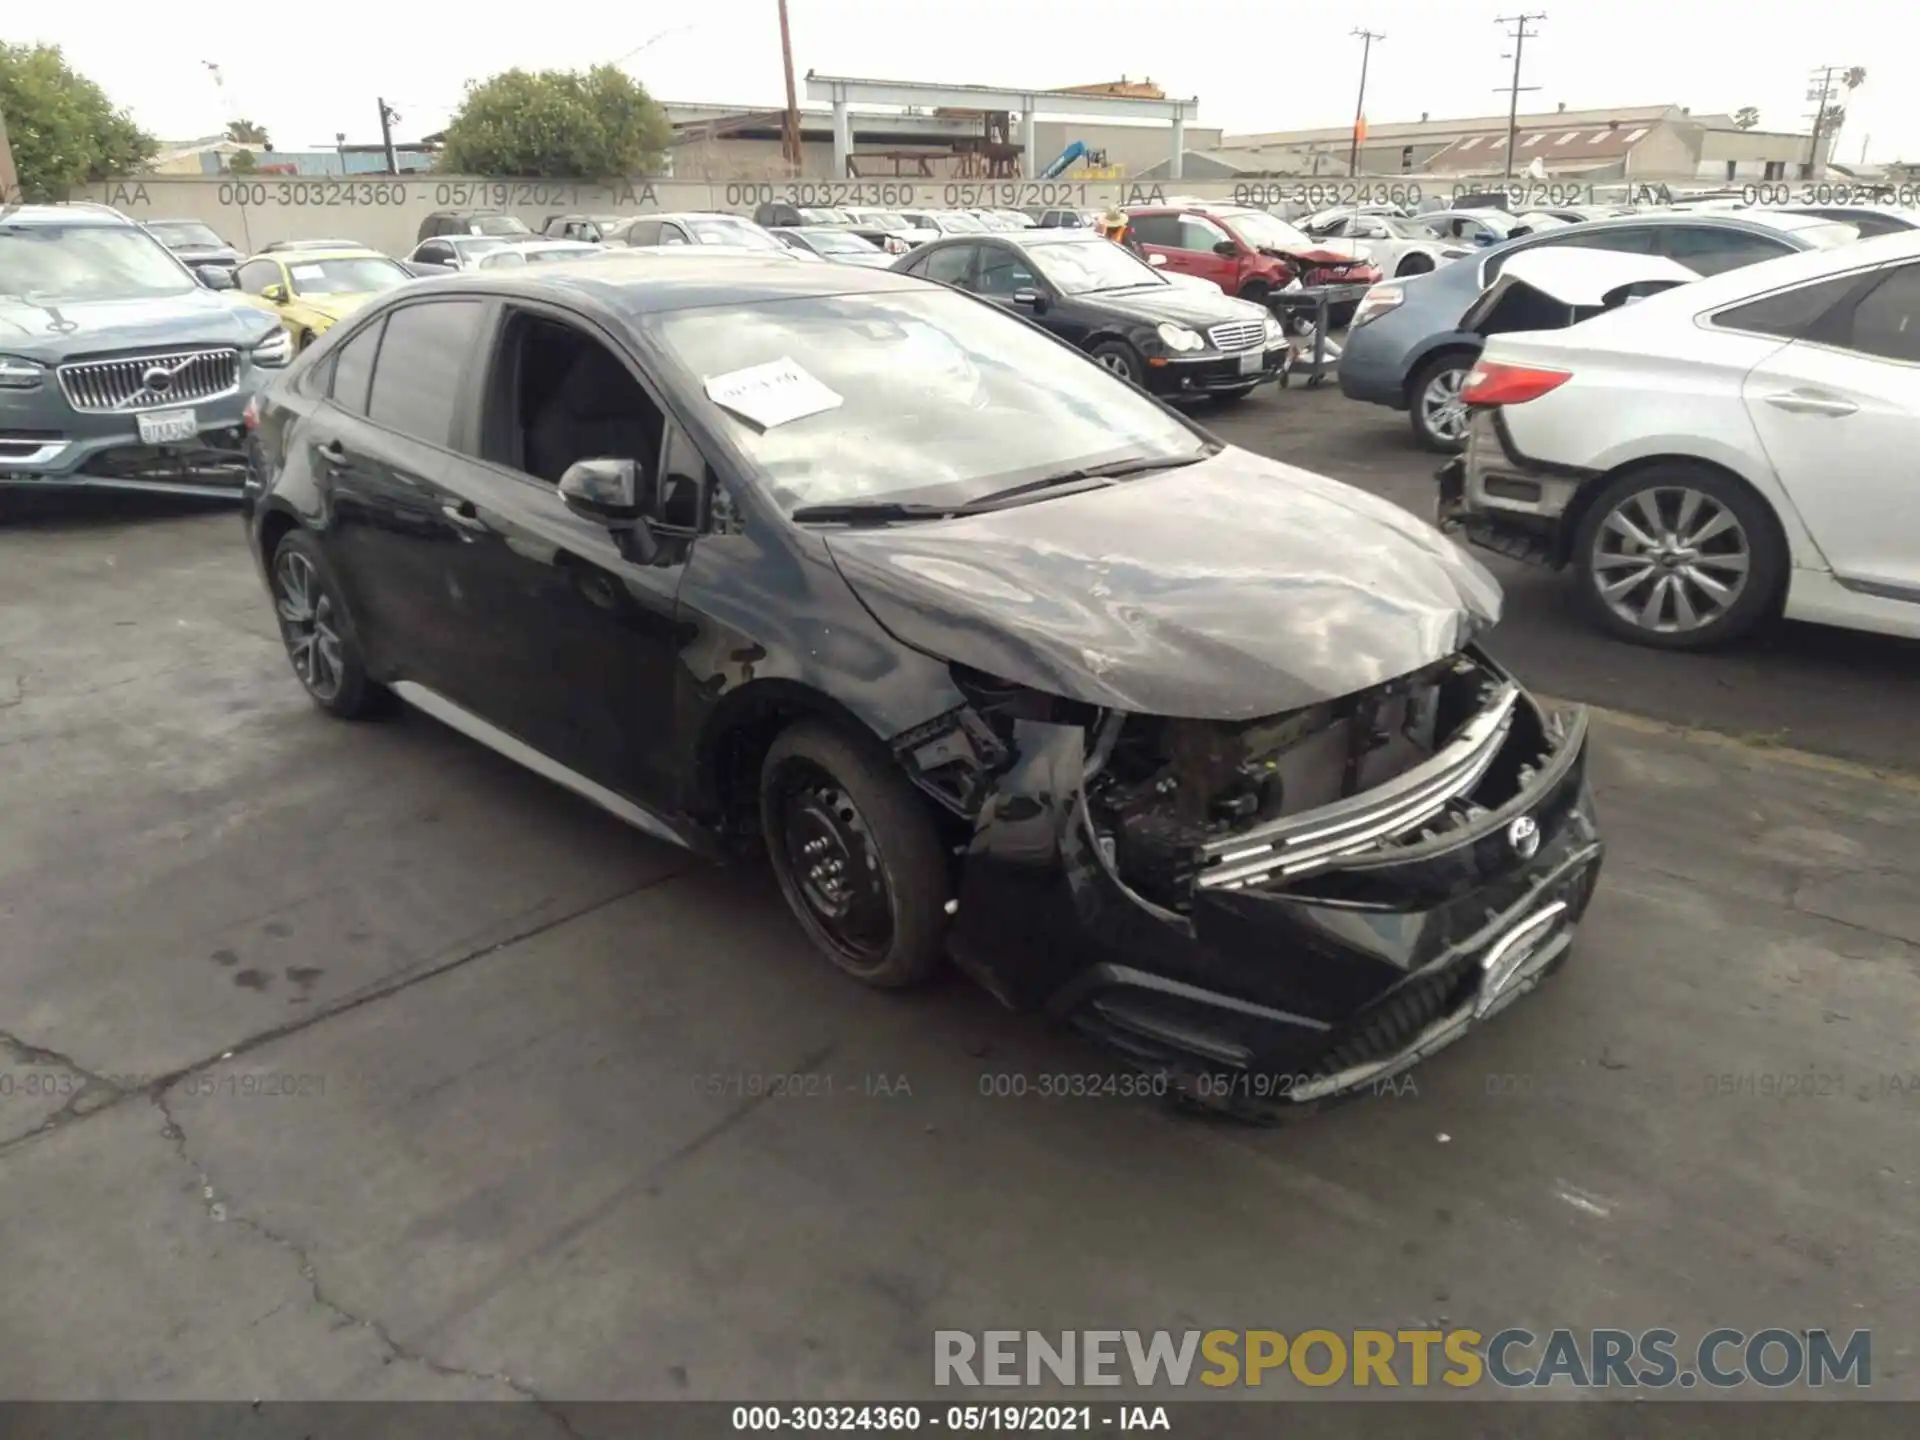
[233,247,414,353]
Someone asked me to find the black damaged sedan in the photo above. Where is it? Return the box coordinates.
[241,253,1602,1116]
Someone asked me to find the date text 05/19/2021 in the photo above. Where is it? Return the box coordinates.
[730,1405,1170,1432]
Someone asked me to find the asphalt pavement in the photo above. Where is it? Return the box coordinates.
[0,388,1915,1411]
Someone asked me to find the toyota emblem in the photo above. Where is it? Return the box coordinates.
[1507,815,1541,859]
[142,366,174,393]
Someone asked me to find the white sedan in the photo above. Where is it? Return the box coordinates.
[1303,209,1476,278]
[1440,231,1920,648]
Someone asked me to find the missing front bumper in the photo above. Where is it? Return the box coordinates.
[942,667,1604,1103]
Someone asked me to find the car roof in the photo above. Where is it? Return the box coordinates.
[388,252,928,315]
[1647,227,1920,310]
[250,247,392,264]
[0,203,130,228]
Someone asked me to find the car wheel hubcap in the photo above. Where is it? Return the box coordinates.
[776,766,893,966]
[1590,486,1751,634]
[1098,352,1134,379]
[1422,368,1469,441]
[273,551,345,701]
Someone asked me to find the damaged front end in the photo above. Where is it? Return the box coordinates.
[894,647,1603,1110]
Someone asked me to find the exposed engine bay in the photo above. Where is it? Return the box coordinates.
[1080,650,1552,913]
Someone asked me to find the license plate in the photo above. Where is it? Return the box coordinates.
[137,408,198,445]
[1238,351,1262,375]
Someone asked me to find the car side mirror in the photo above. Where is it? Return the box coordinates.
[1147,252,1168,267]
[1011,287,1048,312]
[198,267,236,290]
[262,282,288,303]
[1212,240,1239,257]
[559,457,659,560]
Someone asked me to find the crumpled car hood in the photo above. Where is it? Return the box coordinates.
[825,446,1504,721]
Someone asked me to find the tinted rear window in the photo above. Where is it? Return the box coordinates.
[365,301,485,447]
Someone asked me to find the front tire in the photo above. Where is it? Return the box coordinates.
[1571,465,1784,650]
[1409,352,1474,453]
[761,721,950,988]
[1089,339,1145,387]
[269,530,388,718]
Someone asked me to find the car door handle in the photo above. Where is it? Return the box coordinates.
[1762,390,1858,417]
[440,501,488,533]
[317,439,347,465]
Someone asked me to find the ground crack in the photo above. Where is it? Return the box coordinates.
[151,1091,578,1430]
[0,1030,127,1140]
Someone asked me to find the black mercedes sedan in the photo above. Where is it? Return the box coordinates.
[240,253,1603,1118]
[894,229,1292,402]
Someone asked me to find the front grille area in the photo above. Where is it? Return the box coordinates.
[1314,956,1478,1074]
[1207,320,1265,352]
[58,348,240,413]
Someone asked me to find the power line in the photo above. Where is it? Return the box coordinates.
[1493,13,1546,182]
[1349,29,1385,177]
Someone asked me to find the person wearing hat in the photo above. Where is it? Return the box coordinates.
[1097,205,1143,256]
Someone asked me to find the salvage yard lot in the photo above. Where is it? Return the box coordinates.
[1,386,1916,1405]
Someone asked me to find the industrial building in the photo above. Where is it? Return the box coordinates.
[663,77,1216,182]
[1202,104,1835,183]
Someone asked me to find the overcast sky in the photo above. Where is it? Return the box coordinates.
[15,0,1912,162]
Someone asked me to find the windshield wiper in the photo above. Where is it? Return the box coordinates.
[790,453,1212,526]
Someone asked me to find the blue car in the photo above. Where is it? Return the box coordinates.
[1338,210,1862,451]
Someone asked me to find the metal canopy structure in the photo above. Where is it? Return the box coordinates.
[804,72,1201,180]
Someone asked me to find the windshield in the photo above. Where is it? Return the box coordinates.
[690,218,783,249]
[937,213,987,233]
[804,230,880,253]
[471,215,531,236]
[651,289,1204,511]
[1379,217,1435,240]
[287,256,410,295]
[1221,211,1315,251]
[147,221,227,249]
[0,224,195,301]
[1025,238,1165,295]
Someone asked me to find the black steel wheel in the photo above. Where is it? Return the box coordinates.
[761,721,948,988]
[269,529,386,718]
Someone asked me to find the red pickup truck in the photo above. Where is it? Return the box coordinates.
[1126,203,1381,313]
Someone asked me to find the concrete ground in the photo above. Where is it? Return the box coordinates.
[1,387,1916,1407]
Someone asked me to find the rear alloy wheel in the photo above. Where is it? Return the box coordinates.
[1572,467,1783,650]
[1410,354,1474,452]
[270,531,386,717]
[1089,340,1144,386]
[761,722,949,988]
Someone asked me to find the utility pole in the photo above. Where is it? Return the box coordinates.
[1493,13,1546,182]
[377,98,400,175]
[1349,29,1384,176]
[776,0,803,176]
[1803,65,1840,178]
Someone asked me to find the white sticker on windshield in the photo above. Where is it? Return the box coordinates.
[290,265,324,281]
[703,356,843,430]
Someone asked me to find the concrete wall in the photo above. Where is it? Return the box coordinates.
[79,175,1208,257]
[80,166,1711,260]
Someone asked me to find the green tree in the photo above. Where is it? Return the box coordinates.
[436,65,671,177]
[0,42,155,201]
[226,148,257,174]
[225,118,271,150]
